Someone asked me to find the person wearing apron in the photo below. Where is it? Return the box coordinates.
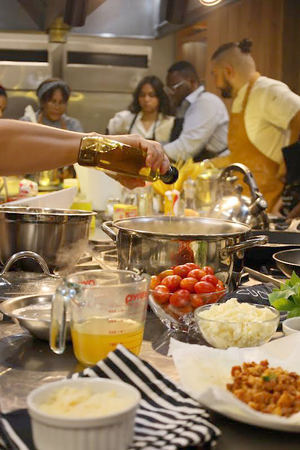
[20,78,84,181]
[107,75,174,145]
[210,38,300,211]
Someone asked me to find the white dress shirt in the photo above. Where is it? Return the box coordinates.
[107,110,175,145]
[164,86,229,161]
[232,76,300,164]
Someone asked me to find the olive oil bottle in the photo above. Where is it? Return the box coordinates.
[77,136,178,184]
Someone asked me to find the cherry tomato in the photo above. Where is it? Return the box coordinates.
[184,263,199,271]
[159,269,174,279]
[201,274,219,286]
[188,268,206,280]
[150,275,160,290]
[190,293,205,308]
[180,277,197,292]
[169,289,190,308]
[203,265,214,275]
[161,275,182,292]
[194,281,216,294]
[216,280,225,290]
[153,285,170,304]
[173,264,190,278]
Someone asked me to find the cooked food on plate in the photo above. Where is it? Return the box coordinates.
[227,360,300,417]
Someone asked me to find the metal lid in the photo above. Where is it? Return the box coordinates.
[112,216,250,239]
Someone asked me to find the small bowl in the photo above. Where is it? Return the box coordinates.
[282,317,300,335]
[27,378,140,450]
[194,303,280,349]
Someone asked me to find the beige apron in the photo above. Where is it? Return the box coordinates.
[214,74,283,210]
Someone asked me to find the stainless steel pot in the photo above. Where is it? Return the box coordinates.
[102,216,268,290]
[0,207,96,272]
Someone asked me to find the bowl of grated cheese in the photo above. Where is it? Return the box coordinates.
[27,378,140,450]
[194,298,280,349]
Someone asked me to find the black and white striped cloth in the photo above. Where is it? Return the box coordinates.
[0,345,220,450]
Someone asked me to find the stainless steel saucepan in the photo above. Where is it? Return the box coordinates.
[102,216,268,290]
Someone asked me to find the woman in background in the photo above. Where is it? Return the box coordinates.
[107,75,174,144]
[0,85,7,118]
[20,78,83,179]
[20,78,83,132]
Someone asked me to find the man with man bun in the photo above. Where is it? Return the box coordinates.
[211,38,300,210]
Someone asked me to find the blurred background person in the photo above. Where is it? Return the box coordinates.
[0,85,7,118]
[20,78,83,132]
[20,78,83,180]
[164,60,229,162]
[107,75,174,145]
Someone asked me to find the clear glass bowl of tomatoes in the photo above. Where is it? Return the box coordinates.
[149,262,227,333]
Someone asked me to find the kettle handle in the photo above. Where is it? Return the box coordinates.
[221,235,268,258]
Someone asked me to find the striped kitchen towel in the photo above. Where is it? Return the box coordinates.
[0,345,220,450]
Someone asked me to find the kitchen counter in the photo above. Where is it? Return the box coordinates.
[1,310,300,449]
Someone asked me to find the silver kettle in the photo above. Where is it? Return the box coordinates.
[212,163,269,230]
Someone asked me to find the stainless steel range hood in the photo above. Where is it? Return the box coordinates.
[2,0,236,39]
[17,0,107,29]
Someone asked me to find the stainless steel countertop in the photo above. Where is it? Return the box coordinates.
[1,309,300,449]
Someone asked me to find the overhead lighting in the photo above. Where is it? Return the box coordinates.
[199,0,223,6]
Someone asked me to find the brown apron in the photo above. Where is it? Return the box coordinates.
[214,74,283,211]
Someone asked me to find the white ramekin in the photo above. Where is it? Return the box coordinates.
[27,378,140,450]
[282,317,300,336]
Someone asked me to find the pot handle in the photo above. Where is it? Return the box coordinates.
[221,235,268,258]
[0,251,58,278]
[101,221,117,241]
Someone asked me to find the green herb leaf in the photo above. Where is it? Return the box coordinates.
[268,273,300,318]
[287,307,300,318]
[262,374,277,382]
[288,271,300,287]
[270,297,295,311]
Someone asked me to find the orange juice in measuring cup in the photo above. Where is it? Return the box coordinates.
[50,270,148,365]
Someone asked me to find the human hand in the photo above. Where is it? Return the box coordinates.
[106,134,170,175]
[287,202,300,219]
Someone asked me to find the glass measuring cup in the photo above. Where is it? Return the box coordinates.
[50,270,148,365]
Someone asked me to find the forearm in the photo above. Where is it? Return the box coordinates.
[0,120,85,175]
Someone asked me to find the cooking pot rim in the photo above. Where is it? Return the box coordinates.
[111,215,251,239]
[0,206,96,217]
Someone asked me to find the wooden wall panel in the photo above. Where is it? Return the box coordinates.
[204,0,284,94]
[176,0,300,98]
[282,0,300,94]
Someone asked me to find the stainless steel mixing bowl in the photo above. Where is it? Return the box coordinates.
[0,206,96,272]
[0,294,70,341]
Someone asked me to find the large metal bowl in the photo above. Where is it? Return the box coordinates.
[0,206,96,272]
[0,294,70,341]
